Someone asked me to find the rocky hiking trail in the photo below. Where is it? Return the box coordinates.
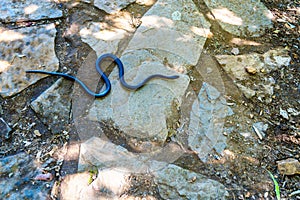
[0,0,299,199]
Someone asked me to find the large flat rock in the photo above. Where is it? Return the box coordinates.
[87,0,210,145]
[127,0,211,66]
[30,78,72,134]
[153,164,229,199]
[0,153,53,200]
[203,0,273,37]
[0,0,62,23]
[79,12,135,56]
[0,24,59,97]
[188,83,233,162]
[78,136,183,173]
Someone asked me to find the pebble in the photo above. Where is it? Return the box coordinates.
[231,47,239,55]
[277,158,300,175]
[252,122,268,140]
[34,130,42,137]
[245,66,257,74]
[280,108,289,120]
[0,117,12,140]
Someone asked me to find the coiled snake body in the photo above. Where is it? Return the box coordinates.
[26,53,179,97]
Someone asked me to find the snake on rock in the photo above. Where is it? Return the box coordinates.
[26,53,179,97]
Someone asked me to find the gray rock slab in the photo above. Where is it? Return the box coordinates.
[30,78,72,134]
[215,48,291,100]
[0,117,12,142]
[78,136,184,173]
[88,0,210,144]
[153,164,229,199]
[203,0,273,37]
[82,0,136,14]
[0,24,59,97]
[0,153,52,200]
[88,50,189,142]
[0,0,62,23]
[126,0,211,67]
[188,82,233,162]
[79,16,135,56]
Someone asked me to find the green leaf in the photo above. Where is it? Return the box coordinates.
[267,170,281,200]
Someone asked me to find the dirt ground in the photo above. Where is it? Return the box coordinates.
[0,0,299,199]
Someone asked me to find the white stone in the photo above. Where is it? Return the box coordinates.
[280,108,289,120]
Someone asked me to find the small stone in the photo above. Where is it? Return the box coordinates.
[236,84,256,99]
[277,158,300,175]
[252,122,268,140]
[245,66,257,74]
[0,118,12,140]
[231,47,239,55]
[34,130,42,137]
[280,108,289,120]
[171,11,182,21]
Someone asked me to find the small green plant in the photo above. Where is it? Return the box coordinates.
[267,170,281,200]
[88,167,98,185]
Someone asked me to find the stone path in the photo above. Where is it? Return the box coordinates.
[0,0,289,199]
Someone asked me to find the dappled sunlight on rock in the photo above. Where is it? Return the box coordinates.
[230,38,262,46]
[0,0,62,22]
[203,0,273,37]
[0,28,25,42]
[0,24,59,97]
[0,60,11,73]
[208,7,243,26]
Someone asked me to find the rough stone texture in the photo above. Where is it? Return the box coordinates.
[153,164,229,200]
[0,0,62,23]
[188,83,233,162]
[0,117,12,142]
[203,0,273,37]
[0,153,53,200]
[277,158,300,175]
[79,13,135,56]
[88,50,189,142]
[252,122,268,139]
[127,0,211,67]
[30,78,72,134]
[88,0,210,144]
[0,24,59,97]
[59,172,91,200]
[82,0,136,14]
[78,137,184,173]
[60,169,130,200]
[215,48,291,100]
